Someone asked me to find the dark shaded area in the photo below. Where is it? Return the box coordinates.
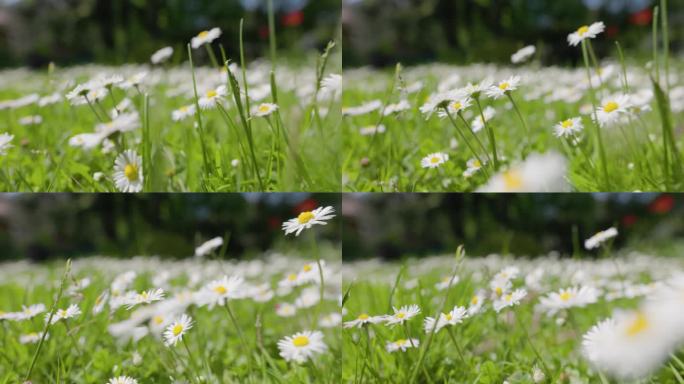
[0,193,340,261]
[342,193,684,260]
[343,0,684,68]
[0,0,340,68]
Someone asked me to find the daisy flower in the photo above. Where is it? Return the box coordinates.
[342,99,383,116]
[171,104,196,122]
[584,227,618,250]
[384,305,421,326]
[194,236,223,257]
[567,21,605,46]
[282,206,335,236]
[191,27,222,49]
[163,314,193,347]
[150,46,173,64]
[118,72,148,90]
[93,290,109,314]
[477,151,569,192]
[383,99,411,115]
[421,152,448,169]
[275,303,297,317]
[277,330,327,363]
[252,102,278,117]
[107,376,138,384]
[113,150,144,193]
[15,303,46,321]
[19,115,42,126]
[45,304,81,324]
[539,286,598,315]
[201,275,245,307]
[463,158,484,178]
[470,106,496,133]
[423,306,467,333]
[320,73,342,94]
[386,338,420,352]
[486,76,521,99]
[595,94,631,127]
[554,117,584,138]
[319,313,342,328]
[20,332,47,344]
[493,289,527,312]
[198,85,227,109]
[343,313,385,328]
[467,290,486,316]
[437,96,472,118]
[359,124,386,136]
[419,90,463,117]
[0,133,14,155]
[125,288,165,309]
[511,45,536,64]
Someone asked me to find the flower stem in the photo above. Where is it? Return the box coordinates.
[581,40,610,189]
[475,97,499,168]
[443,108,489,178]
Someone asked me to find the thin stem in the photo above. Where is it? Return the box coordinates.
[310,233,325,329]
[204,44,220,69]
[446,326,468,369]
[457,111,492,163]
[224,301,248,347]
[475,98,499,168]
[515,312,551,380]
[581,40,610,189]
[182,338,203,383]
[443,108,489,178]
[505,92,530,138]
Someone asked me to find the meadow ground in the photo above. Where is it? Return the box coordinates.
[0,46,341,192]
[342,20,683,192]
[342,249,684,383]
[0,249,341,383]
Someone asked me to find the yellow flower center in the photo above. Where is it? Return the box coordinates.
[206,90,217,98]
[154,315,164,325]
[451,101,462,110]
[357,313,369,320]
[603,101,619,113]
[258,105,271,113]
[198,31,209,38]
[471,295,479,305]
[559,291,573,302]
[303,264,312,272]
[396,339,407,346]
[498,82,510,90]
[430,156,440,164]
[444,313,453,321]
[396,312,405,319]
[214,285,227,295]
[292,335,310,347]
[297,211,315,224]
[287,273,297,281]
[625,312,649,337]
[503,170,523,190]
[561,119,573,129]
[180,106,188,112]
[504,294,513,302]
[124,164,138,181]
[172,324,183,336]
[495,287,503,297]
[58,309,66,317]
[577,25,589,36]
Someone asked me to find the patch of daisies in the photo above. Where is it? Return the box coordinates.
[343,241,684,381]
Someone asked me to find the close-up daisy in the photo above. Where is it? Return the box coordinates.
[486,76,521,99]
[282,206,335,236]
[384,304,421,326]
[113,149,143,193]
[421,152,449,169]
[567,21,605,46]
[277,330,327,363]
[386,338,420,352]
[163,313,194,347]
[343,313,385,328]
[252,102,279,117]
[107,376,138,384]
[191,27,222,49]
[423,306,468,333]
[553,117,584,138]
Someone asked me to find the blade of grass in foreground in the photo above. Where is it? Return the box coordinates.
[652,75,681,187]
[187,44,212,184]
[24,259,72,382]
[409,246,465,383]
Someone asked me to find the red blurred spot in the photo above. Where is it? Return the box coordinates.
[258,25,269,39]
[630,8,653,26]
[267,216,280,229]
[622,214,638,227]
[295,198,318,213]
[649,194,674,214]
[606,25,619,38]
[282,11,304,27]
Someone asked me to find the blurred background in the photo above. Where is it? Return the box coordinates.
[342,0,684,67]
[0,193,340,261]
[342,193,684,260]
[0,0,340,68]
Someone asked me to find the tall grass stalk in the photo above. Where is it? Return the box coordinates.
[187,44,212,180]
[24,259,72,382]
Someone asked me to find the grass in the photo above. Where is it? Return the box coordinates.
[342,2,683,192]
[0,12,341,192]
[342,251,684,383]
[0,248,341,383]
